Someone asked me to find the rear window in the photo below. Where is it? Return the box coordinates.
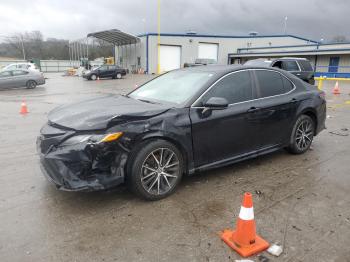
[298,60,313,71]
[255,70,285,98]
[282,77,294,92]
[282,61,299,71]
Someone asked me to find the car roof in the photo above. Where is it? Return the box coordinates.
[278,57,308,61]
[177,64,287,75]
[6,62,33,65]
[177,64,241,73]
[1,68,31,73]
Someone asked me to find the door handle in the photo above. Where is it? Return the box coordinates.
[247,107,260,113]
[291,98,298,103]
[296,73,301,76]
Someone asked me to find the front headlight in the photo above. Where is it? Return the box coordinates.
[60,132,123,147]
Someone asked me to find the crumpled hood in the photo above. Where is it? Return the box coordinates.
[48,95,170,130]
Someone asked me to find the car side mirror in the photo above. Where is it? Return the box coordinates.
[203,97,229,109]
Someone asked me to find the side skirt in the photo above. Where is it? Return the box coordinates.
[189,144,284,174]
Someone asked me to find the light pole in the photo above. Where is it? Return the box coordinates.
[283,16,288,35]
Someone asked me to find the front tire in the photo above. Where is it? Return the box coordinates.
[128,140,184,200]
[116,73,122,79]
[287,115,315,154]
[90,74,97,80]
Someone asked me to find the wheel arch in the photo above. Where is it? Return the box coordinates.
[299,108,318,135]
[26,79,37,84]
[128,133,191,176]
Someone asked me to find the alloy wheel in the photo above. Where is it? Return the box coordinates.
[140,148,180,196]
[295,118,313,151]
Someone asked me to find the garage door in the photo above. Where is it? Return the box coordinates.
[160,45,181,72]
[198,43,218,61]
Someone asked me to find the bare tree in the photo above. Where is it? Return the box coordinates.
[0,31,112,60]
[4,33,27,59]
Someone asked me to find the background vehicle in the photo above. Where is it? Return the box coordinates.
[0,69,45,89]
[37,66,326,200]
[244,58,315,84]
[83,65,127,80]
[1,62,39,72]
[184,58,217,67]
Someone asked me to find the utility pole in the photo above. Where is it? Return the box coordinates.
[157,0,161,74]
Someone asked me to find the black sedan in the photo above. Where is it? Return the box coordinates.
[37,65,326,200]
[83,65,127,80]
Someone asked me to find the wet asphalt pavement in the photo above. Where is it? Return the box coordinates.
[0,74,349,262]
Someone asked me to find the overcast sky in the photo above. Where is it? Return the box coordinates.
[0,0,349,42]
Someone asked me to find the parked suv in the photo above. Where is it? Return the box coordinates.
[245,58,315,85]
[83,65,127,80]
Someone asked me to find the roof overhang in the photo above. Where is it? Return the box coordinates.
[87,29,140,46]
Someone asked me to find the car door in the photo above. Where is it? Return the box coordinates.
[12,70,30,87]
[98,66,108,78]
[108,65,116,77]
[0,71,14,88]
[190,70,261,168]
[251,69,298,149]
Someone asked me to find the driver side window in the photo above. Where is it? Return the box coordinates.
[201,71,253,105]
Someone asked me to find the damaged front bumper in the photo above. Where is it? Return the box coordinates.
[37,126,129,191]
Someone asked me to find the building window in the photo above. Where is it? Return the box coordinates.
[328,57,340,73]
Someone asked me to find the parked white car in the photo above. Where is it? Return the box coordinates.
[1,62,39,72]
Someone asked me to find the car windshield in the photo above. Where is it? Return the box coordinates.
[129,70,214,105]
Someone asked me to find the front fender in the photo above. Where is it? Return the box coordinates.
[118,108,194,174]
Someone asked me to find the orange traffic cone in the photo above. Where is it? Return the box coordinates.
[220,192,269,257]
[20,101,28,114]
[333,81,340,95]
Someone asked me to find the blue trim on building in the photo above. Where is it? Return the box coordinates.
[237,44,319,52]
[137,32,318,43]
[237,43,350,52]
[315,72,350,78]
[229,48,350,56]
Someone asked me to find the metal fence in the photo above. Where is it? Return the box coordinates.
[40,60,80,72]
[0,60,80,72]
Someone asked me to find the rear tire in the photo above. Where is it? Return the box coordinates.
[116,73,122,79]
[127,139,184,200]
[90,74,97,80]
[26,80,37,89]
[287,115,315,154]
